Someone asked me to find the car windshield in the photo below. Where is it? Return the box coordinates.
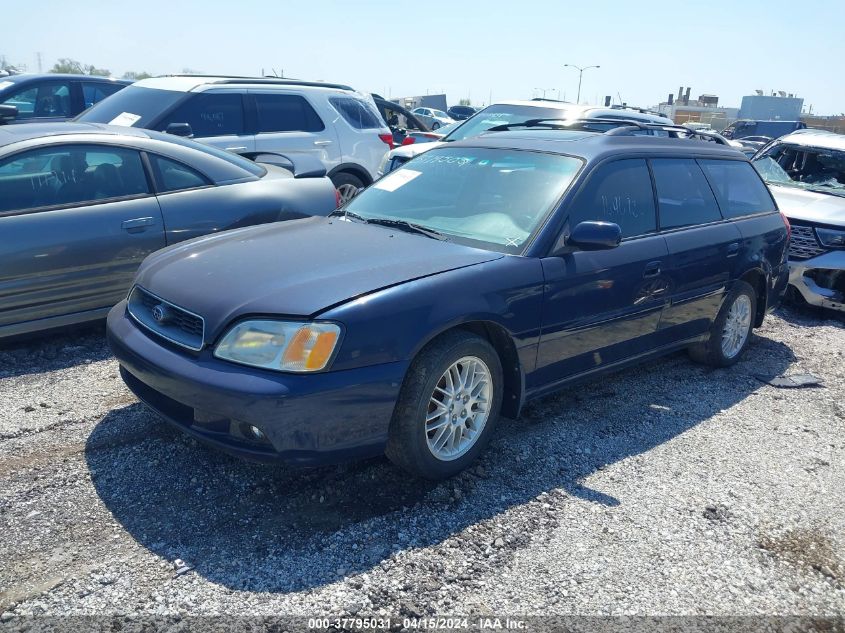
[343,147,583,253]
[75,85,186,127]
[753,143,845,196]
[431,109,448,118]
[443,104,574,142]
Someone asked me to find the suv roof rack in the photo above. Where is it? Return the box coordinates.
[164,74,355,91]
[609,104,666,117]
[485,118,731,145]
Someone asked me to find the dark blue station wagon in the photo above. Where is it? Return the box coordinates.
[107,127,790,479]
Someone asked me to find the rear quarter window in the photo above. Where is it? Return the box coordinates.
[699,159,775,218]
[330,97,383,130]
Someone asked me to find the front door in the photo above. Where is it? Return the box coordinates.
[157,91,255,155]
[533,158,670,389]
[0,144,165,328]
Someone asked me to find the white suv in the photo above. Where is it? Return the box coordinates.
[77,75,393,201]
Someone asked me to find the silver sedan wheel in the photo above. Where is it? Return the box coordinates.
[336,184,359,205]
[721,294,752,359]
[425,356,492,461]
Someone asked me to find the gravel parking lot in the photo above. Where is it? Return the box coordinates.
[0,307,843,621]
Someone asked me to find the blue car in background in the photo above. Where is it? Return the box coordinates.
[0,74,130,124]
[107,124,790,479]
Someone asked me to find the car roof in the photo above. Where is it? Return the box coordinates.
[776,129,845,151]
[132,75,356,93]
[0,73,129,86]
[444,129,746,162]
[0,122,152,148]
[488,100,673,124]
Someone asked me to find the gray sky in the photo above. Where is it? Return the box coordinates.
[3,0,843,114]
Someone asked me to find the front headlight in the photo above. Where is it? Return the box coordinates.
[214,320,341,372]
[816,227,845,248]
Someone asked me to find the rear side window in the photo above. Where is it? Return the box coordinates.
[570,159,656,238]
[651,159,722,229]
[330,97,383,129]
[149,155,210,193]
[699,159,775,218]
[255,94,324,133]
[82,82,123,109]
[0,144,148,213]
[159,93,245,137]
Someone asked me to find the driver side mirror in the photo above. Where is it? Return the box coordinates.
[555,220,622,254]
[0,104,18,124]
[165,122,193,137]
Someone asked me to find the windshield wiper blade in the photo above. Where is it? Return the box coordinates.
[328,209,369,222]
[365,218,448,241]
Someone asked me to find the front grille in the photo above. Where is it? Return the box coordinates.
[789,225,828,260]
[127,286,205,351]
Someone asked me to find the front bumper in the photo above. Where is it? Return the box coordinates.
[107,301,408,466]
[788,250,845,312]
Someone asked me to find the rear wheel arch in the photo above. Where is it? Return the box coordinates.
[327,163,373,187]
[739,268,767,327]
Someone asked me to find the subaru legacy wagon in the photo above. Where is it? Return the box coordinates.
[108,125,790,479]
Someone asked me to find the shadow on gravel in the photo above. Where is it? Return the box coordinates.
[86,334,795,594]
[0,321,109,380]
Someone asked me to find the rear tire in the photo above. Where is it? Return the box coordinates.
[331,172,365,205]
[688,281,756,367]
[386,331,503,480]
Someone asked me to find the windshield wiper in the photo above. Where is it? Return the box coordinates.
[364,218,449,241]
[328,209,369,222]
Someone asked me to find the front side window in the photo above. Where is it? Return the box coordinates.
[1,82,71,119]
[255,93,325,133]
[651,158,722,229]
[149,154,210,192]
[344,147,583,253]
[702,159,777,217]
[330,97,381,130]
[0,144,149,213]
[569,159,656,238]
[159,93,244,137]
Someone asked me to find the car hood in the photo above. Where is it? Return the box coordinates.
[769,184,845,225]
[134,216,502,339]
[388,140,447,161]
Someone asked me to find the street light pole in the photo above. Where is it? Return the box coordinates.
[564,64,600,104]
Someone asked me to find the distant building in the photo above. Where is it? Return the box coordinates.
[738,92,803,121]
[654,87,738,131]
[393,94,448,112]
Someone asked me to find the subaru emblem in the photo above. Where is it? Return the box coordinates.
[151,304,169,323]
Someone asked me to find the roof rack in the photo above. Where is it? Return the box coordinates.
[609,104,665,117]
[164,74,355,91]
[485,118,732,145]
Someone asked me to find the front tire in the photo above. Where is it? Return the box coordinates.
[386,331,503,479]
[431,121,441,130]
[688,281,756,367]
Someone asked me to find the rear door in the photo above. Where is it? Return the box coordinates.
[248,90,339,171]
[156,90,255,154]
[534,158,670,387]
[0,144,165,328]
[651,158,742,342]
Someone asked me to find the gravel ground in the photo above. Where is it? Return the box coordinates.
[0,307,843,621]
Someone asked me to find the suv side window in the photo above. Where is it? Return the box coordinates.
[569,159,657,238]
[148,154,210,193]
[699,159,775,218]
[82,82,123,109]
[1,82,72,119]
[0,144,149,213]
[330,97,382,130]
[159,93,244,137]
[254,94,324,133]
[651,158,722,229]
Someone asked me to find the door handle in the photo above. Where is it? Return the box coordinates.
[643,261,662,278]
[225,146,248,152]
[313,140,333,146]
[122,217,155,231]
[726,242,740,257]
